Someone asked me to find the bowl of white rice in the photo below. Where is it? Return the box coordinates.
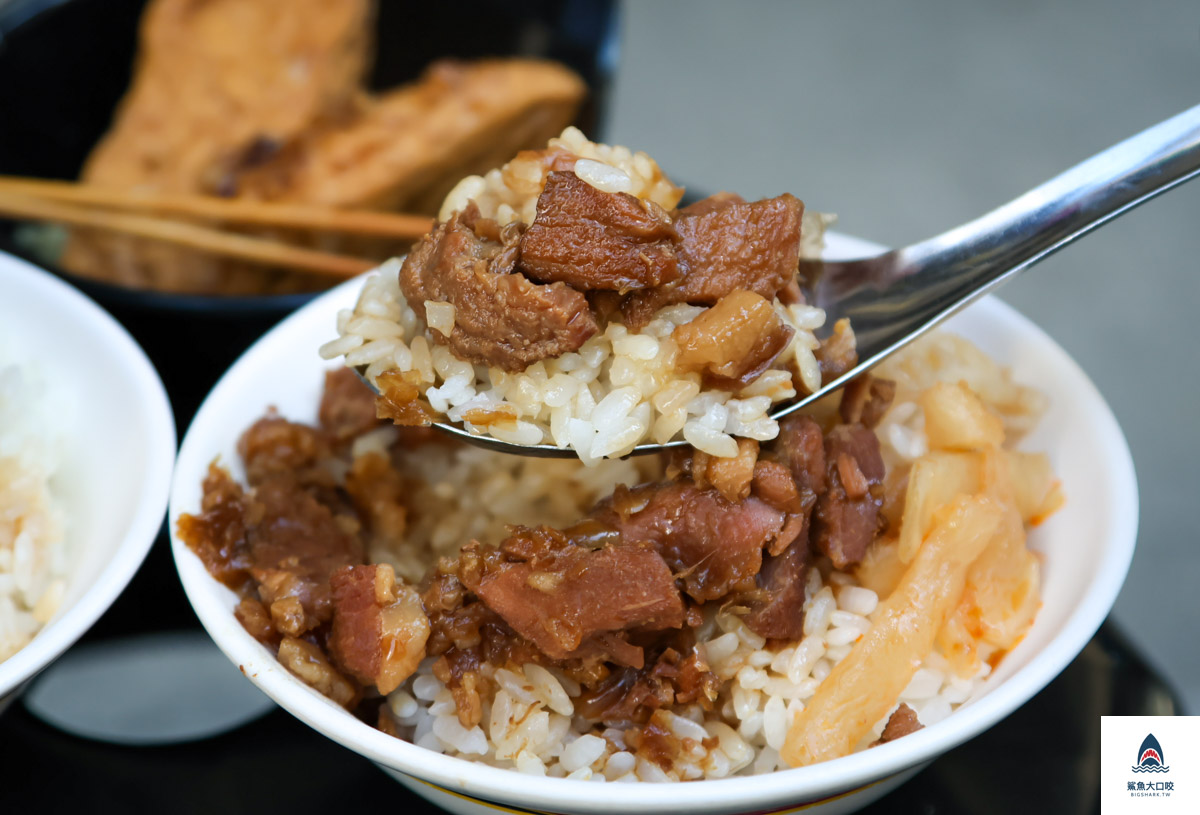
[170,230,1136,815]
[0,252,175,708]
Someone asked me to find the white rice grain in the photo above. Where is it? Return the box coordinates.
[432,716,489,756]
[900,668,945,701]
[525,664,573,716]
[424,301,456,337]
[574,159,634,194]
[836,585,879,617]
[560,734,607,772]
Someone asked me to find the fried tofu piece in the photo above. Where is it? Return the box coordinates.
[229,60,587,214]
[62,0,586,296]
[84,0,374,192]
[63,0,374,293]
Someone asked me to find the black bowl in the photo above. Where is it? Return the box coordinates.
[0,0,616,431]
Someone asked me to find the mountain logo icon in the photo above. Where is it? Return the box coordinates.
[1131,733,1170,773]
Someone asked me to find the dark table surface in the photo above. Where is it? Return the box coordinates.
[0,530,1182,815]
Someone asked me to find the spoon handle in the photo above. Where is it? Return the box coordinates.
[902,104,1200,284]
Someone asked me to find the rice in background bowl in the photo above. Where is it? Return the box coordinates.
[0,357,69,660]
[0,253,175,705]
[170,232,1138,814]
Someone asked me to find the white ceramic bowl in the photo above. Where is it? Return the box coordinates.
[0,253,176,706]
[169,234,1137,815]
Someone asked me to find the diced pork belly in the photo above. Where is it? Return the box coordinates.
[675,191,745,218]
[398,205,597,371]
[576,645,720,725]
[237,414,333,487]
[756,414,828,549]
[871,703,924,746]
[751,459,804,512]
[277,636,358,709]
[622,193,803,328]
[234,596,277,644]
[318,367,383,443]
[672,290,794,387]
[178,461,363,642]
[590,482,786,602]
[464,529,684,663]
[813,424,885,569]
[519,170,680,292]
[814,317,858,386]
[247,479,365,634]
[177,464,253,590]
[689,438,760,503]
[772,415,827,499]
[839,374,897,429]
[344,451,407,548]
[674,192,804,300]
[742,538,811,640]
[329,564,430,694]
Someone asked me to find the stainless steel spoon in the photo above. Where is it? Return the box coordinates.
[366,104,1200,457]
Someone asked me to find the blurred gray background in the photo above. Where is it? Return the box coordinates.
[608,1,1198,712]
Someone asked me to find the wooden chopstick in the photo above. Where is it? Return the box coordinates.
[0,192,377,279]
[0,176,434,239]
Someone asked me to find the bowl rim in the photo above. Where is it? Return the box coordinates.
[169,234,1138,812]
[0,251,177,697]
